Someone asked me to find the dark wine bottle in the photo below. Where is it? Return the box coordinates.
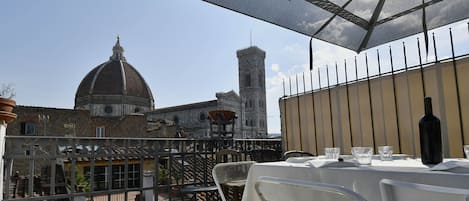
[419,97,442,165]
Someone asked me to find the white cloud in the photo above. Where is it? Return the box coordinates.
[271,64,280,72]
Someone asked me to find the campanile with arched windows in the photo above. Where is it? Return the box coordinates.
[237,46,267,138]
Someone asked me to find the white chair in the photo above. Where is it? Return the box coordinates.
[379,179,469,201]
[212,161,256,201]
[254,176,367,201]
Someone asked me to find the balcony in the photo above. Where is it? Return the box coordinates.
[3,136,281,201]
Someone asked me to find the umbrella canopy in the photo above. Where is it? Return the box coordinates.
[203,0,469,52]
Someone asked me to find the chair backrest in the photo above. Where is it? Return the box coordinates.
[255,176,367,201]
[379,179,469,201]
[283,150,314,159]
[216,149,241,163]
[249,149,282,162]
[212,161,256,201]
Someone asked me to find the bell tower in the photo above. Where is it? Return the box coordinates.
[237,46,267,138]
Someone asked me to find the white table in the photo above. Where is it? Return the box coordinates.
[242,158,469,201]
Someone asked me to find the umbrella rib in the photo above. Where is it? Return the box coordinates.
[313,0,352,36]
[358,0,386,52]
[304,0,368,29]
[375,0,442,25]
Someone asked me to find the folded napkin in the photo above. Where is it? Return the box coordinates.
[430,160,469,173]
[305,159,358,168]
[286,156,316,163]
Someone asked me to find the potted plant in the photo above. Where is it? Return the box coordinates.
[0,84,17,123]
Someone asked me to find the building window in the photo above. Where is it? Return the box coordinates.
[245,74,251,87]
[21,122,36,135]
[104,106,113,114]
[112,164,140,189]
[96,127,105,138]
[173,116,179,124]
[134,107,141,113]
[84,164,140,191]
[199,112,206,121]
[245,120,249,126]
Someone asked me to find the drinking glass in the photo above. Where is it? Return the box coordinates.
[464,145,469,159]
[325,147,340,160]
[378,146,393,161]
[351,147,373,165]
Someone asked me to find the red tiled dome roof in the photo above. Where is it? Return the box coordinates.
[74,37,154,109]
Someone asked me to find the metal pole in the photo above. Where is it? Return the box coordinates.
[417,38,427,98]
[389,46,402,153]
[450,28,465,146]
[403,42,408,72]
[365,53,376,151]
[303,72,306,94]
[326,66,335,147]
[310,70,319,155]
[432,32,438,62]
[296,74,303,150]
[282,79,289,150]
[344,59,354,147]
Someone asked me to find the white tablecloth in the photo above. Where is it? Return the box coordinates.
[242,158,469,201]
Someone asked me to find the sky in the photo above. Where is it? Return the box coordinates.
[1,1,468,134]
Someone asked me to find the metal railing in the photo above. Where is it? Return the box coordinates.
[3,136,281,201]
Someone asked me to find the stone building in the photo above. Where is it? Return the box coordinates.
[6,40,268,139]
[75,36,154,117]
[147,90,241,138]
[147,46,268,139]
[7,37,162,138]
[237,46,268,138]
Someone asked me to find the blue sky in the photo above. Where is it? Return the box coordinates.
[1,0,468,134]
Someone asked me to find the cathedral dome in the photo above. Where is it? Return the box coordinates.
[75,37,154,116]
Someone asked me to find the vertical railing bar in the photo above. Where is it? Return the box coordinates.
[403,42,408,72]
[389,46,402,153]
[282,95,289,151]
[71,140,77,199]
[417,38,427,98]
[354,56,364,146]
[432,32,438,62]
[296,74,303,150]
[283,79,286,97]
[50,139,57,196]
[303,72,306,94]
[449,28,465,147]
[90,140,95,200]
[310,70,319,155]
[335,62,339,86]
[138,140,144,201]
[344,59,354,148]
[377,49,385,146]
[168,141,173,201]
[124,139,129,201]
[296,74,300,96]
[365,53,377,151]
[326,66,335,147]
[153,141,159,200]
[289,77,292,96]
[377,49,382,77]
[107,139,112,201]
